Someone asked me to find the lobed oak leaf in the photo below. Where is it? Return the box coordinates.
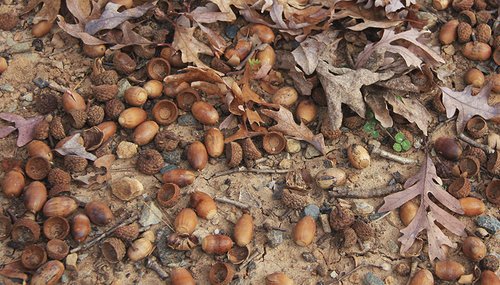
[54,134,97,161]
[0,113,43,147]
[172,17,214,70]
[440,82,500,134]
[57,16,108,45]
[22,0,61,24]
[378,155,466,261]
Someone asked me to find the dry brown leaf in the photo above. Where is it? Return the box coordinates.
[189,2,236,23]
[261,107,325,154]
[22,0,61,23]
[164,66,224,85]
[208,0,249,22]
[0,113,43,147]
[66,0,92,23]
[378,155,466,261]
[224,124,264,143]
[104,21,153,49]
[196,22,228,57]
[172,17,214,69]
[54,134,97,161]
[441,82,500,134]
[94,154,115,183]
[385,92,432,135]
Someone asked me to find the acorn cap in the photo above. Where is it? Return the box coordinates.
[82,127,104,151]
[485,180,499,205]
[49,116,67,140]
[35,89,59,114]
[48,168,71,186]
[33,120,50,140]
[136,149,164,175]
[479,255,499,272]
[448,177,471,198]
[154,129,180,152]
[25,156,51,180]
[0,13,19,31]
[341,227,358,248]
[68,110,87,129]
[343,116,364,130]
[262,132,286,155]
[91,69,119,86]
[87,105,105,126]
[452,0,473,10]
[457,22,472,43]
[476,23,491,43]
[105,98,125,120]
[463,147,486,164]
[474,0,487,9]
[12,218,40,243]
[282,189,308,209]
[226,142,243,168]
[46,239,69,260]
[64,155,88,173]
[241,138,262,161]
[487,152,500,175]
[49,183,71,197]
[92,84,118,102]
[459,156,481,177]
[351,219,374,241]
[113,222,140,242]
[321,117,342,139]
[43,216,70,239]
[477,11,492,25]
[101,237,126,263]
[329,206,355,231]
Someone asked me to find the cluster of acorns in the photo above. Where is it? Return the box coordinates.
[437,0,499,63]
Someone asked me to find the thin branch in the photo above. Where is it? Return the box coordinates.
[458,133,494,154]
[211,167,290,178]
[369,140,418,164]
[214,197,250,209]
[328,185,402,198]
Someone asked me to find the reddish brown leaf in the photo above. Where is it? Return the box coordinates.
[378,155,466,261]
[0,113,43,147]
[224,124,264,143]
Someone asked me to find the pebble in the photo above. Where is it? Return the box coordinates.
[162,149,183,165]
[330,271,338,279]
[224,25,239,39]
[266,230,284,248]
[65,253,78,272]
[353,201,374,216]
[0,84,15,92]
[117,79,131,99]
[177,114,198,126]
[319,214,331,233]
[10,42,31,53]
[304,144,321,159]
[302,252,317,263]
[139,202,163,227]
[116,141,138,159]
[278,159,293,169]
[476,216,500,234]
[303,204,320,219]
[442,45,455,56]
[286,139,301,154]
[363,272,384,285]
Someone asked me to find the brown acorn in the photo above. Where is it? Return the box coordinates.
[282,189,308,209]
[137,149,164,175]
[209,262,235,285]
[33,120,50,140]
[119,107,147,129]
[133,121,159,146]
[92,84,118,102]
[71,213,91,243]
[162,169,195,187]
[226,142,243,167]
[24,181,48,213]
[143,80,163,99]
[11,218,40,243]
[434,137,463,161]
[174,208,198,234]
[462,236,487,261]
[124,86,148,106]
[43,216,69,240]
[225,39,252,66]
[0,57,5,74]
[487,152,500,175]
[30,260,65,285]
[2,168,25,198]
[62,90,86,112]
[329,206,355,231]
[49,116,67,140]
[152,100,178,125]
[87,105,105,126]
[43,197,78,217]
[205,128,225,158]
[192,101,219,125]
[263,132,286,155]
[96,121,117,144]
[155,129,180,151]
[127,231,155,262]
[105,98,125,120]
[266,272,294,285]
[85,201,114,226]
[83,44,106,58]
[32,20,53,37]
[176,88,200,111]
[113,222,140,242]
[272,87,298,107]
[439,20,459,45]
[400,200,418,226]
[462,42,492,61]
[464,68,485,88]
[101,237,126,263]
[190,191,217,219]
[452,0,474,10]
[460,197,486,216]
[46,238,69,260]
[476,23,492,43]
[493,47,500,66]
[293,216,316,246]
[256,45,276,67]
[240,137,262,161]
[25,156,51,180]
[485,179,499,205]
[157,183,180,208]
[146,57,171,80]
[67,109,87,129]
[457,22,472,43]
[35,89,59,114]
[409,269,434,285]
[48,168,71,186]
[202,234,234,255]
[347,144,370,169]
[113,51,136,74]
[480,270,500,285]
[435,260,465,281]
[187,141,208,171]
[233,214,253,246]
[170,268,196,285]
[248,24,275,44]
[21,244,47,269]
[315,168,347,189]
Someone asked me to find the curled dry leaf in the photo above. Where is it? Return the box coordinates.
[172,16,214,70]
[440,82,500,134]
[378,155,466,261]
[331,4,403,31]
[54,133,97,161]
[22,0,61,24]
[0,113,43,147]
[189,2,236,23]
[292,30,340,76]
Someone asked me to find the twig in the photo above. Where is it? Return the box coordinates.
[458,133,494,154]
[147,257,169,279]
[239,249,261,269]
[337,263,367,281]
[369,140,418,164]
[211,167,290,178]
[328,184,401,198]
[214,197,250,209]
[32,78,68,93]
[70,214,139,253]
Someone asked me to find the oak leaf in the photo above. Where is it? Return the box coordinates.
[440,82,500,133]
[54,134,97,161]
[0,113,43,147]
[22,0,61,24]
[172,17,214,70]
[261,107,325,154]
[378,155,466,261]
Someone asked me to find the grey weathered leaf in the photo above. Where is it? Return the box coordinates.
[0,113,43,147]
[384,92,432,136]
[54,134,97,161]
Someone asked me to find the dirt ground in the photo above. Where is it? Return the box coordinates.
[0,1,499,285]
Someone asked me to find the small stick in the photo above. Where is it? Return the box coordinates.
[369,140,418,164]
[214,197,250,209]
[70,214,139,253]
[147,257,169,280]
[337,263,367,281]
[239,249,261,269]
[32,78,68,93]
[211,167,290,178]
[458,133,494,154]
[328,185,401,198]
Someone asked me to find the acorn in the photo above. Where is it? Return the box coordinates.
[48,168,71,186]
[474,0,487,9]
[176,88,201,111]
[462,42,492,61]
[144,80,163,99]
[85,201,114,226]
[205,128,224,158]
[492,74,500,93]
[272,87,298,107]
[459,197,485,216]
[127,231,155,262]
[162,169,196,187]
[240,138,262,161]
[92,84,118,102]
[485,180,499,205]
[24,181,47,213]
[43,216,69,240]
[67,109,87,129]
[434,137,462,161]
[43,197,78,217]
[227,245,250,264]
[256,45,276,67]
[190,191,217,219]
[409,269,434,285]
[249,24,275,44]
[493,48,500,66]
[21,245,47,269]
[146,57,171,80]
[480,255,499,272]
[35,89,59,114]
[46,238,69,260]
[174,208,198,235]
[124,86,148,106]
[439,20,459,45]
[71,213,91,243]
[192,101,219,125]
[30,260,65,285]
[464,68,485,88]
[62,90,86,112]
[457,22,472,43]
[315,168,347,189]
[133,121,159,146]
[329,206,355,230]
[448,177,471,198]
[202,234,234,255]
[136,149,164,175]
[226,142,243,167]
[480,271,500,285]
[33,120,50,140]
[49,184,70,197]
[170,268,196,285]
[233,214,253,246]
[476,23,491,43]
[187,141,208,171]
[209,262,235,285]
[25,156,51,180]
[282,189,308,209]
[225,40,252,66]
[152,100,178,125]
[435,260,464,281]
[263,132,286,155]
[293,216,316,246]
[2,168,25,198]
[113,51,136,74]
[105,98,125,120]
[157,183,180,208]
[11,218,40,243]
[83,44,106,58]
[87,105,105,126]
[266,272,294,285]
[351,219,374,241]
[96,121,117,144]
[487,152,500,175]
[101,237,126,263]
[111,177,144,201]
[118,107,147,129]
[462,236,487,261]
[400,200,418,226]
[0,57,6,74]
[477,10,492,25]
[155,129,180,151]
[452,0,473,10]
[296,100,318,124]
[27,140,53,161]
[347,144,370,169]
[32,20,53,37]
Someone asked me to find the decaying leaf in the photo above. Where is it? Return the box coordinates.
[57,16,108,45]
[0,113,43,147]
[441,82,500,133]
[172,16,214,69]
[292,30,340,76]
[22,0,61,23]
[94,154,115,183]
[331,4,403,31]
[189,2,236,23]
[224,124,264,143]
[261,107,325,154]
[54,134,97,161]
[385,92,432,135]
[164,66,224,85]
[316,63,394,130]
[378,155,466,261]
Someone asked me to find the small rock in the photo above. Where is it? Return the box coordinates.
[303,204,320,220]
[458,274,474,284]
[162,149,183,165]
[363,272,384,285]
[475,227,490,238]
[304,144,321,159]
[329,271,338,279]
[0,84,14,92]
[139,202,163,227]
[21,93,33,102]
[278,159,293,169]
[442,45,455,56]
[116,141,138,159]
[286,139,301,154]
[52,61,64,70]
[177,114,198,126]
[66,253,78,271]
[192,228,209,242]
[10,42,31,53]
[319,214,331,233]
[117,79,131,99]
[316,265,328,277]
[353,201,374,216]
[476,216,500,233]
[266,230,284,248]
[225,25,239,39]
[302,252,317,263]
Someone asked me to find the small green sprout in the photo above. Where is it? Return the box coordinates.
[392,131,412,152]
[248,58,260,67]
[362,111,379,138]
